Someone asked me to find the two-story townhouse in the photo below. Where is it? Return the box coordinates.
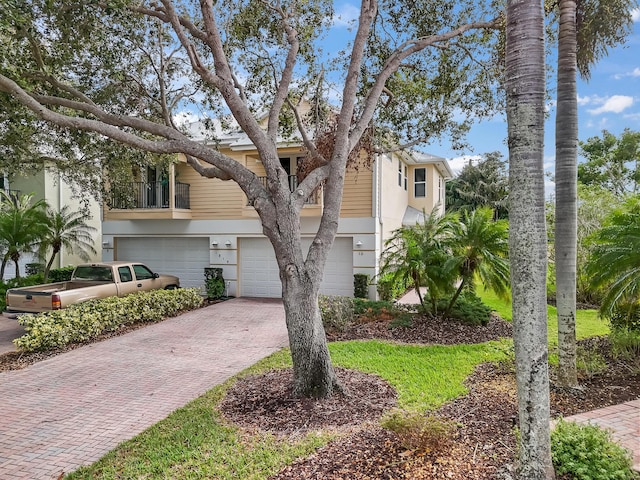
[4,169,102,278]
[101,127,452,299]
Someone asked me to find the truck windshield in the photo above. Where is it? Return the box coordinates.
[73,266,114,281]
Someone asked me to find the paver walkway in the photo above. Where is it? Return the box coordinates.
[0,298,288,480]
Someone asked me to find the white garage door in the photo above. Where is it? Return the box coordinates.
[239,237,353,297]
[116,237,210,288]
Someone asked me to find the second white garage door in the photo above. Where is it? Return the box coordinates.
[115,237,210,288]
[239,237,353,297]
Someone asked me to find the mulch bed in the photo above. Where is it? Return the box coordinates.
[220,368,397,436]
[326,312,512,345]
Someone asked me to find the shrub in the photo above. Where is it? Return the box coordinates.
[204,267,225,300]
[609,328,640,365]
[353,298,397,318]
[608,303,640,332]
[575,345,608,379]
[376,272,409,301]
[436,291,492,326]
[14,288,203,352]
[49,266,75,282]
[318,295,354,333]
[354,274,370,299]
[551,419,637,480]
[389,314,413,329]
[381,410,456,453]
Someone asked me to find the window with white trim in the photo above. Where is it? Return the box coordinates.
[398,160,402,186]
[414,168,426,197]
[404,166,408,190]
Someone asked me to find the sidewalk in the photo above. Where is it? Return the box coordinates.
[0,298,288,480]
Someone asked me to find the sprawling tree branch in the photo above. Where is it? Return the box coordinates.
[351,17,501,150]
[264,0,301,141]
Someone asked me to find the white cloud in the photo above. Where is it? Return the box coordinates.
[173,111,201,127]
[613,67,640,79]
[587,95,634,115]
[332,4,360,27]
[577,94,596,106]
[632,8,640,22]
[447,155,482,176]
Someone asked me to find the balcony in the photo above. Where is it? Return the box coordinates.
[244,175,322,217]
[107,181,192,220]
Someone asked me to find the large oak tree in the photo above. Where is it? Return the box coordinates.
[0,0,502,398]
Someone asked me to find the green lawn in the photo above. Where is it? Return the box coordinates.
[477,287,609,344]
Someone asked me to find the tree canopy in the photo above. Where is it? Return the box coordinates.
[578,129,640,196]
[445,151,509,219]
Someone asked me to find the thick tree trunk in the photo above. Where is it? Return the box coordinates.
[555,0,579,389]
[505,0,555,478]
[281,272,340,398]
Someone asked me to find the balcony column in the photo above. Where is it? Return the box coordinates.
[169,164,176,210]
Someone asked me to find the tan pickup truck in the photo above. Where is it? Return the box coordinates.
[5,261,180,314]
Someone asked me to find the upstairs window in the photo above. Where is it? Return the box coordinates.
[404,166,408,191]
[414,168,426,197]
[398,161,402,186]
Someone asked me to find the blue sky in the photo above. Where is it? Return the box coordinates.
[444,8,640,195]
[330,3,640,189]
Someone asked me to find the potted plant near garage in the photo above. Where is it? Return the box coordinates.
[204,267,228,303]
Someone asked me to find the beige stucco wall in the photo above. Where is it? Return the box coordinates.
[378,153,409,241]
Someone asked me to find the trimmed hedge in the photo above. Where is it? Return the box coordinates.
[15,288,203,352]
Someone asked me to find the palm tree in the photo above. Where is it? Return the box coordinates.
[505,0,555,476]
[39,206,98,282]
[553,0,636,389]
[586,196,640,320]
[0,191,48,279]
[554,0,580,389]
[379,210,457,312]
[445,207,509,315]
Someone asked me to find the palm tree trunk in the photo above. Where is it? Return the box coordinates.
[506,0,555,477]
[0,255,7,280]
[445,278,467,316]
[44,251,58,283]
[555,0,579,388]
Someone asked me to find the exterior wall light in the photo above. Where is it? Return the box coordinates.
[225,240,232,247]
[211,240,218,247]
[356,240,363,248]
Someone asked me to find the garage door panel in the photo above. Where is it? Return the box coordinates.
[116,237,209,288]
[239,237,352,297]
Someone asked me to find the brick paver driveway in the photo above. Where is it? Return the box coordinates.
[0,298,288,480]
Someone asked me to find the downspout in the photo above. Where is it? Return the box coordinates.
[374,155,384,298]
[58,170,63,268]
